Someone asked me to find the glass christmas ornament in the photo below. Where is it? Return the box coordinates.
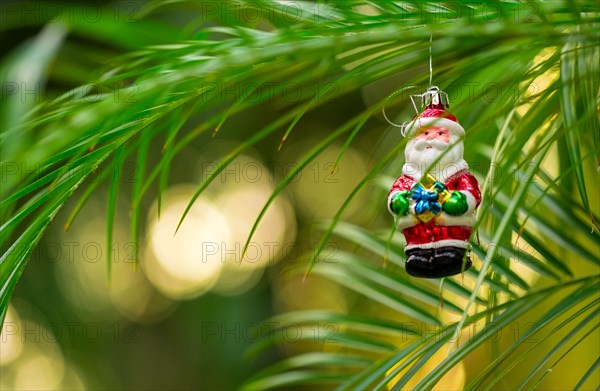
[387,87,481,278]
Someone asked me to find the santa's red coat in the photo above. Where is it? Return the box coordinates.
[388,170,481,250]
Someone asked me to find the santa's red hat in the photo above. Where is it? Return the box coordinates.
[404,87,465,138]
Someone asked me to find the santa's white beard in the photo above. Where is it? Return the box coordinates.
[403,138,466,181]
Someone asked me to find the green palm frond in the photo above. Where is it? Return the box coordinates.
[1,1,599,389]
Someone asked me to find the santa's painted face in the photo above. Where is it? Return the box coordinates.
[404,125,465,179]
[414,126,450,144]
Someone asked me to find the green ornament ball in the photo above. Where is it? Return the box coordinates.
[443,191,468,215]
[390,191,410,216]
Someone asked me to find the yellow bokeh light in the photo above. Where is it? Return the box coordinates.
[195,154,297,295]
[14,354,64,390]
[56,203,174,322]
[0,305,24,366]
[143,186,230,299]
[211,266,264,296]
[0,311,70,391]
[214,170,296,270]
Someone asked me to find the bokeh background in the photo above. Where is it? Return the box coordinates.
[1,1,599,390]
[1,2,378,389]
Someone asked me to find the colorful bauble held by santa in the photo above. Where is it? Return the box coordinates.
[387,87,481,279]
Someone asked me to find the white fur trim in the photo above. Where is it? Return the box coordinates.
[464,191,477,212]
[396,213,419,231]
[406,239,469,250]
[404,117,465,137]
[402,159,469,182]
[435,191,478,227]
[435,212,476,227]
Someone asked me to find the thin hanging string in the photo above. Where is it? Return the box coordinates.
[429,33,433,87]
[382,33,435,133]
[382,85,417,129]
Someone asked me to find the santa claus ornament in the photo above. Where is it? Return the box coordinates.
[387,87,481,278]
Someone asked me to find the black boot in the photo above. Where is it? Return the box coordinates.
[431,246,472,277]
[406,247,472,278]
[405,248,436,278]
